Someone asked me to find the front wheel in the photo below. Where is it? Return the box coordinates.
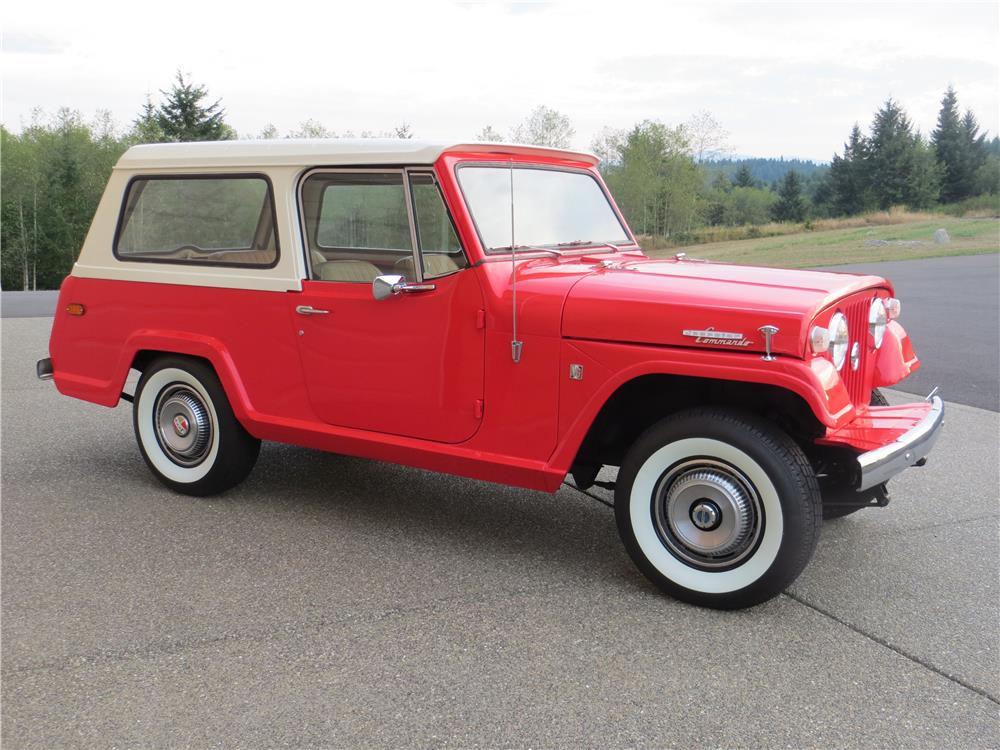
[615,408,821,609]
[133,357,260,496]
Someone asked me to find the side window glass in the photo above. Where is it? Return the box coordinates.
[409,173,468,279]
[115,176,277,266]
[301,172,414,283]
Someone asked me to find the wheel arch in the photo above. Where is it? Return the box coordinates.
[121,332,257,431]
[557,371,826,485]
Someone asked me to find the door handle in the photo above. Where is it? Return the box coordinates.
[296,305,330,316]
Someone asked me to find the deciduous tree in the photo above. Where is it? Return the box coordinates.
[476,125,504,142]
[510,105,575,148]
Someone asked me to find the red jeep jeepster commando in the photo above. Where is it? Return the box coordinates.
[40,140,943,609]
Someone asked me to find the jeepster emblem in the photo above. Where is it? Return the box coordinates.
[682,327,753,347]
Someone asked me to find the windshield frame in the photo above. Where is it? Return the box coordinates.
[454,161,636,256]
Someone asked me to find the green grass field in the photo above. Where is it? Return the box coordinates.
[643,217,1000,268]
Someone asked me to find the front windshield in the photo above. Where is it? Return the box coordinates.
[457,166,631,253]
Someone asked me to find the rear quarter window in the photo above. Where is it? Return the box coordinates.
[114,175,279,267]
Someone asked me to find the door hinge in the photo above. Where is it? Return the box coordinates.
[474,399,484,419]
[476,309,486,329]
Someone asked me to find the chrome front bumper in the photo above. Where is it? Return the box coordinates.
[856,394,944,491]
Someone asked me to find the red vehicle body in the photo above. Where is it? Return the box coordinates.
[41,140,943,609]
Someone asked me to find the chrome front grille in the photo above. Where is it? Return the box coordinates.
[841,294,873,406]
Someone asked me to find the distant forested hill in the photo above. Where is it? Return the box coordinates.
[707,157,828,185]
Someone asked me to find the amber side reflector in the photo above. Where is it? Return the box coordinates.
[66,303,86,316]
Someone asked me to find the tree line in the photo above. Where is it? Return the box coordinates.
[2,75,997,290]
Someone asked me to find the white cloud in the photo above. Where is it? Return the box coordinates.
[2,0,997,160]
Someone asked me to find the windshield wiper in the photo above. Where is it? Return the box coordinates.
[491,244,564,257]
[553,240,622,253]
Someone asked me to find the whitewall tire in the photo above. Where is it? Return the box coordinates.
[133,357,260,496]
[615,408,821,609]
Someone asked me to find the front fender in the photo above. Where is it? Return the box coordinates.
[873,320,920,388]
[547,339,858,475]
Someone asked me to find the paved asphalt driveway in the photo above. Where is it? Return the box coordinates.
[819,253,999,411]
[2,255,998,747]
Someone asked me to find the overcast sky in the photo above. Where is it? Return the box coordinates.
[2,1,997,161]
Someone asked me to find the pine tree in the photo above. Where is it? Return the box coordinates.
[931,86,966,202]
[868,99,914,208]
[772,170,807,222]
[958,110,988,196]
[732,164,755,188]
[130,96,166,144]
[867,99,939,209]
[156,72,233,142]
[828,125,871,215]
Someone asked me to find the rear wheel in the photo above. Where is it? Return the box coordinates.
[614,408,821,609]
[133,357,260,496]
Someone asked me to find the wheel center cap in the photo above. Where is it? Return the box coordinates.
[172,414,191,437]
[691,500,721,530]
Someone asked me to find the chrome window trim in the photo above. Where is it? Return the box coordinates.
[403,168,469,281]
[400,169,423,282]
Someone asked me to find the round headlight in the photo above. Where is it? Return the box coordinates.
[869,298,888,348]
[829,311,849,370]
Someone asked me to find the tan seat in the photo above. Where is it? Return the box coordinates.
[396,254,461,279]
[317,260,382,283]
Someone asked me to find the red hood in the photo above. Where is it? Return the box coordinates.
[561,258,891,357]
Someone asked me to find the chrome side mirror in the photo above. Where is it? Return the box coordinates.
[373,274,405,300]
[372,274,436,301]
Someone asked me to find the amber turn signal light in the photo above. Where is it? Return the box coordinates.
[66,303,86,316]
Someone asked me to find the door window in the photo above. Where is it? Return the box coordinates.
[300,170,469,283]
[301,172,414,282]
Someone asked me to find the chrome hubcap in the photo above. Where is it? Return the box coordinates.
[654,460,762,568]
[154,385,212,467]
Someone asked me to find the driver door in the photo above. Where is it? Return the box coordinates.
[291,169,485,444]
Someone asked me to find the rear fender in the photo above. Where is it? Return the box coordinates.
[55,329,255,430]
[123,332,256,426]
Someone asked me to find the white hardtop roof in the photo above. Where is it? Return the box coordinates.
[116,139,599,170]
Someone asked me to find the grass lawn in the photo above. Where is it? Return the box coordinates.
[643,217,999,268]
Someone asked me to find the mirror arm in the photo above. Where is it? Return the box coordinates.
[395,282,436,294]
[373,274,436,300]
